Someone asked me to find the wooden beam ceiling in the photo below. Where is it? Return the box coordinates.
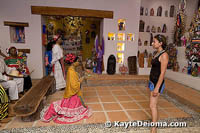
[31,6,113,19]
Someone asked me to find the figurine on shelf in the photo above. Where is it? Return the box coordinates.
[198,66,200,77]
[92,61,97,73]
[145,8,148,16]
[165,10,168,17]
[162,24,167,33]
[119,64,128,75]
[187,60,192,75]
[192,63,199,77]
[181,35,187,47]
[151,26,156,33]
[139,20,145,32]
[173,60,179,72]
[182,66,187,74]
[140,6,144,16]
[144,49,148,58]
[138,38,142,46]
[148,53,153,67]
[139,53,144,68]
[146,26,150,32]
[157,6,162,17]
[150,8,154,16]
[144,41,148,46]
[157,27,161,33]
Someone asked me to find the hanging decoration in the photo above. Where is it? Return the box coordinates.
[173,0,187,46]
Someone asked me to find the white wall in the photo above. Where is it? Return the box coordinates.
[0,0,141,78]
[139,0,179,54]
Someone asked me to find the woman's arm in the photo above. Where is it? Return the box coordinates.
[153,53,169,96]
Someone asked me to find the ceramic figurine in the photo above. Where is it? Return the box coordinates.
[148,53,152,67]
[138,38,142,46]
[139,20,145,32]
[150,33,153,46]
[157,6,162,17]
[157,27,161,33]
[170,5,175,17]
[187,60,192,75]
[144,41,148,46]
[145,8,148,16]
[192,63,199,77]
[146,25,150,32]
[144,49,148,58]
[165,10,168,17]
[150,8,154,16]
[151,26,156,33]
[139,53,144,68]
[140,7,144,16]
[162,24,167,33]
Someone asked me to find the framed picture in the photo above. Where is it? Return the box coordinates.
[117,33,125,41]
[127,33,134,41]
[117,53,124,64]
[108,32,115,40]
[117,43,125,51]
[10,26,25,43]
[118,19,125,31]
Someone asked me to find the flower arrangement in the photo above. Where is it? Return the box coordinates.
[65,53,76,64]
[119,64,128,75]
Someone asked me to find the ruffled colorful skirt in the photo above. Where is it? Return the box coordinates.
[40,95,92,124]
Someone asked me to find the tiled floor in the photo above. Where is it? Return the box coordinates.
[1,74,200,132]
[0,84,191,130]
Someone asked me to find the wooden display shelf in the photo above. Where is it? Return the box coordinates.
[4,21,29,27]
[31,6,113,19]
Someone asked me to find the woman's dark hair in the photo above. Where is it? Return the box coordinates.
[154,34,167,50]
[8,46,17,55]
[46,41,53,51]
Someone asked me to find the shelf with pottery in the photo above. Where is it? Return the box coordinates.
[140,15,175,21]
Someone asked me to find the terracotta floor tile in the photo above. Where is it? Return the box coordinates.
[138,101,150,109]
[46,97,61,104]
[100,96,117,103]
[131,95,148,101]
[96,86,109,91]
[123,86,136,90]
[83,91,97,97]
[139,90,149,95]
[116,96,133,102]
[112,91,127,95]
[158,100,176,108]
[120,102,141,109]
[126,90,141,95]
[97,91,112,96]
[35,120,59,127]
[7,117,34,129]
[103,103,122,111]
[87,103,103,111]
[145,109,169,119]
[127,110,150,120]
[165,108,191,118]
[0,123,7,130]
[82,87,96,91]
[84,97,99,103]
[86,112,106,124]
[109,86,122,90]
[107,111,129,122]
